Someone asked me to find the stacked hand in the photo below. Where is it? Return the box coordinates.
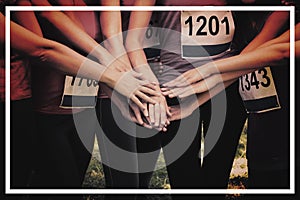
[161,64,221,98]
[104,60,224,132]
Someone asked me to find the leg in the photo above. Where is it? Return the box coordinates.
[96,98,139,188]
[11,98,36,188]
[31,111,93,189]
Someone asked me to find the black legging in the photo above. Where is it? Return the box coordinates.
[31,109,95,189]
[96,82,246,200]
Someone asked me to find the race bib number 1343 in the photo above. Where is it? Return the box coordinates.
[239,67,281,113]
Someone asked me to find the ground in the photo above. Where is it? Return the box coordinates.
[82,123,248,200]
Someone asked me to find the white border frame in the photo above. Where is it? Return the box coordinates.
[5,5,295,195]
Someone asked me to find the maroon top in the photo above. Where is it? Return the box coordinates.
[32,9,97,114]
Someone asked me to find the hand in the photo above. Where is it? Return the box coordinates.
[168,79,234,121]
[161,73,223,98]
[148,95,171,132]
[101,83,153,129]
[105,55,132,73]
[168,96,199,121]
[162,65,213,89]
[102,68,160,112]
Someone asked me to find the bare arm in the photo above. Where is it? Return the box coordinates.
[241,11,290,53]
[13,0,43,36]
[125,0,158,83]
[99,0,132,71]
[30,0,115,66]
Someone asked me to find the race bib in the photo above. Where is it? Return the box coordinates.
[181,11,235,59]
[143,12,160,49]
[239,67,281,113]
[60,75,99,108]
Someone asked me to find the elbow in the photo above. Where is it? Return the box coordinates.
[29,40,57,63]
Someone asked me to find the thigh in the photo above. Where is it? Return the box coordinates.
[161,109,203,188]
[96,98,139,188]
[162,82,247,189]
[136,126,162,188]
[32,112,92,188]
[199,83,247,188]
[11,98,36,188]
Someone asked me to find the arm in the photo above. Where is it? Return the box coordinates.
[162,41,292,98]
[125,0,158,83]
[163,12,293,94]
[99,0,131,71]
[1,12,157,108]
[13,0,43,37]
[30,0,115,66]
[241,11,290,53]
[125,0,171,129]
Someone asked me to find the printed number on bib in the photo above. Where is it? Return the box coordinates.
[239,67,280,113]
[60,75,99,108]
[143,12,160,49]
[181,11,235,59]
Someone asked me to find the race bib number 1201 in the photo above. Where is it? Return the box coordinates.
[181,11,235,58]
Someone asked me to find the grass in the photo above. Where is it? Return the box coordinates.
[82,123,248,200]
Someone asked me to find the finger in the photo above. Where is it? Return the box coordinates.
[131,95,146,112]
[177,85,201,98]
[140,81,158,91]
[136,91,157,104]
[142,102,148,117]
[154,103,160,127]
[160,88,169,92]
[166,119,170,125]
[142,123,153,129]
[130,104,143,125]
[149,104,155,125]
[140,86,161,97]
[163,76,184,87]
[160,104,167,128]
[177,80,211,98]
[143,115,152,126]
[162,90,173,96]
[165,103,172,117]
[178,84,206,98]
[168,87,190,98]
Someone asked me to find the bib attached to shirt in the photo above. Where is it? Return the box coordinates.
[60,75,99,108]
[181,11,235,59]
[239,67,281,113]
[143,12,161,49]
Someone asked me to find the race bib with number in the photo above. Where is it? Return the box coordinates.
[143,12,160,49]
[239,67,281,113]
[60,75,99,108]
[181,11,235,59]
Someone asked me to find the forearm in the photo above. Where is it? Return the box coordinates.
[125,2,158,83]
[7,16,109,84]
[13,0,43,37]
[31,0,114,66]
[100,0,131,67]
[241,11,290,53]
[204,43,289,75]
